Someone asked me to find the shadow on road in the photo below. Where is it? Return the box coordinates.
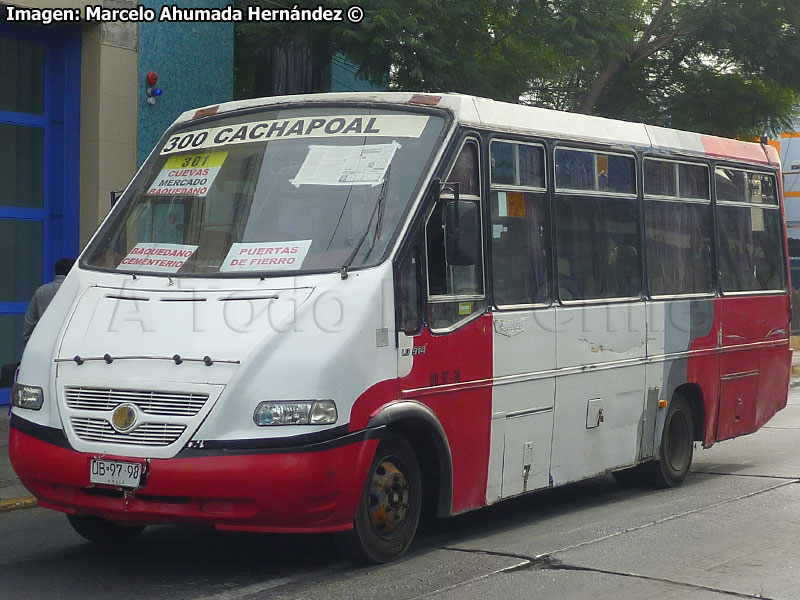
[0,469,727,600]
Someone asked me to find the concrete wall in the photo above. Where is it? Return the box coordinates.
[79,16,139,246]
[137,0,233,165]
[780,133,800,242]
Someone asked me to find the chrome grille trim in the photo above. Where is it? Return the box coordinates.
[71,418,186,446]
[65,386,208,417]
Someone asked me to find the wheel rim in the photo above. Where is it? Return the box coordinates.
[367,458,411,540]
[665,410,691,473]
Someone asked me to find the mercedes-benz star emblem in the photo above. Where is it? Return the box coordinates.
[111,403,138,433]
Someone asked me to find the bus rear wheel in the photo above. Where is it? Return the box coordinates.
[67,514,145,544]
[337,432,422,563]
[647,394,694,488]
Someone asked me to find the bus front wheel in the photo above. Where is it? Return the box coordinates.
[67,514,145,544]
[648,394,694,488]
[337,432,422,563]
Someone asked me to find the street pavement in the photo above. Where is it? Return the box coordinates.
[3,364,800,599]
[0,407,33,512]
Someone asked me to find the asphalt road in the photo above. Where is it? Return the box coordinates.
[2,386,800,600]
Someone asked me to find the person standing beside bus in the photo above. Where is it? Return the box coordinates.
[21,258,75,354]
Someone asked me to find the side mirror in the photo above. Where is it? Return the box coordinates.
[445,200,480,266]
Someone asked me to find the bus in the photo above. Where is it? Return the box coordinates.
[9,92,791,563]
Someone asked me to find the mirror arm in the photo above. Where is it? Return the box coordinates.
[438,181,460,203]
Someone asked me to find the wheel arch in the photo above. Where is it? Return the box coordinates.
[366,401,453,518]
[674,382,704,442]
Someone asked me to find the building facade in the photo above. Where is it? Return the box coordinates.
[0,1,232,403]
[777,133,800,256]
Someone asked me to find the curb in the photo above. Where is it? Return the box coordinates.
[0,497,37,514]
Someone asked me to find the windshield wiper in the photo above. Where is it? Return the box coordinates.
[340,165,391,279]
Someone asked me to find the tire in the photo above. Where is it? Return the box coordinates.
[67,514,145,544]
[646,394,694,488]
[337,433,422,563]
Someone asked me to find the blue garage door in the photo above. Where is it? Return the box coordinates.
[0,26,81,404]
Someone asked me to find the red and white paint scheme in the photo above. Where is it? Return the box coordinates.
[9,93,791,562]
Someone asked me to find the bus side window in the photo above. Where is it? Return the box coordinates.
[554,148,640,301]
[489,140,549,307]
[426,139,485,331]
[643,158,714,297]
[717,170,785,292]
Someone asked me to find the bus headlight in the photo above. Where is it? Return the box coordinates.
[11,383,44,410]
[253,400,337,426]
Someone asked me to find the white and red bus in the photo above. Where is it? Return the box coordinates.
[9,93,791,562]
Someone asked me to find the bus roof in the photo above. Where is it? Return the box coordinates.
[176,92,778,167]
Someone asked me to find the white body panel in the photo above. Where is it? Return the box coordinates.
[489,309,556,502]
[551,303,646,484]
[489,303,649,496]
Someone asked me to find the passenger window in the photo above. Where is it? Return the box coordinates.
[555,148,635,195]
[554,148,639,301]
[645,201,714,296]
[490,141,545,188]
[489,141,549,306]
[555,196,641,300]
[715,168,778,205]
[678,163,710,200]
[644,159,677,197]
[716,171,784,292]
[644,158,709,200]
[426,139,484,331]
[643,159,713,296]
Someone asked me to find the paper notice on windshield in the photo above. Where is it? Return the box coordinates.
[290,142,400,187]
[146,152,228,196]
[118,243,198,273]
[220,240,312,272]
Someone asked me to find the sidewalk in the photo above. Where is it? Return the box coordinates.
[0,409,36,512]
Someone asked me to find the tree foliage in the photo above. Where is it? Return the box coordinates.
[236,0,800,137]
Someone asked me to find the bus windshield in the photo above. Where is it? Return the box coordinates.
[83,106,447,276]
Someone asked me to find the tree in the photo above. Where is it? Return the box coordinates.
[559,0,800,136]
[235,0,800,137]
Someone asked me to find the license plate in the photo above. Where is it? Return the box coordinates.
[90,458,143,488]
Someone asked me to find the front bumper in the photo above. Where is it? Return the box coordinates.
[9,415,379,533]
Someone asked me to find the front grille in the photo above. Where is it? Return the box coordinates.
[65,387,208,417]
[71,418,186,446]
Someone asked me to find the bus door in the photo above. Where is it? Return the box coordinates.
[485,140,554,501]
